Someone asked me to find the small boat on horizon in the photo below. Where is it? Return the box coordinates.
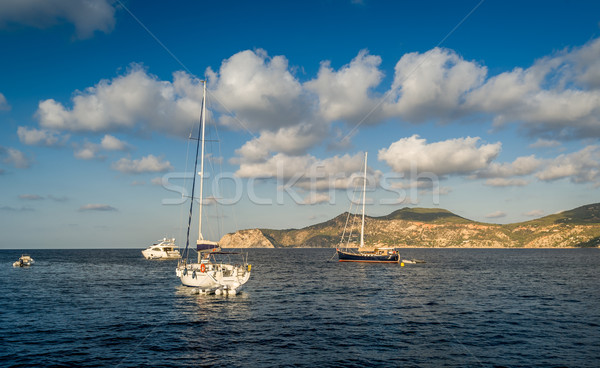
[336,152,400,263]
[142,238,181,260]
[13,254,34,267]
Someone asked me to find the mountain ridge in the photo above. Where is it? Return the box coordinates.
[220,203,600,248]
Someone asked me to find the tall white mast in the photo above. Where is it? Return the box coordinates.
[198,81,207,243]
[360,152,367,248]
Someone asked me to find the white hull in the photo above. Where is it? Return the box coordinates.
[142,238,180,260]
[13,255,34,267]
[176,262,251,295]
[175,81,251,295]
[142,249,180,260]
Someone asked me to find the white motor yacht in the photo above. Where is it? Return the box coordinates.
[13,254,34,267]
[142,238,181,260]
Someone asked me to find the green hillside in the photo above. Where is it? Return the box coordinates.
[251,203,600,248]
[377,207,472,224]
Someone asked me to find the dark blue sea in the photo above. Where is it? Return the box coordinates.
[1,248,598,367]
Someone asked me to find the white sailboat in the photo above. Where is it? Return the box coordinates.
[336,152,400,263]
[175,81,251,295]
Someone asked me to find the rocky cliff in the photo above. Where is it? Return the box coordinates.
[219,228,275,248]
[219,203,600,248]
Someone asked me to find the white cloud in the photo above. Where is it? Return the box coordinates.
[74,134,129,160]
[208,49,310,132]
[384,47,487,122]
[304,50,384,124]
[378,135,501,176]
[233,124,326,164]
[101,135,128,151]
[561,36,600,89]
[17,126,67,146]
[302,192,331,205]
[37,65,202,136]
[0,146,32,168]
[536,145,600,183]
[235,153,316,179]
[477,155,541,180]
[484,178,529,187]
[31,37,600,159]
[111,154,173,174]
[238,152,363,179]
[48,195,68,202]
[18,194,44,200]
[485,211,507,219]
[0,0,116,39]
[235,152,370,192]
[79,204,117,212]
[524,209,545,217]
[466,38,600,139]
[0,93,10,111]
[529,139,561,149]
[335,38,600,141]
[74,143,100,160]
[151,177,164,186]
[25,38,600,187]
[0,205,33,212]
[327,127,356,151]
[206,154,223,165]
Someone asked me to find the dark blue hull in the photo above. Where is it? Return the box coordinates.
[337,249,400,263]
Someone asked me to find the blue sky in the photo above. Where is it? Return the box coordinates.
[1,0,599,249]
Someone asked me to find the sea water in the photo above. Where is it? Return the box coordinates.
[0,248,598,367]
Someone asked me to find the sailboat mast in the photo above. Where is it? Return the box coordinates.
[198,81,207,241]
[198,81,206,270]
[197,81,207,263]
[360,152,367,248]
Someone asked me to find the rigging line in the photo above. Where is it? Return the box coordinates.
[179,126,194,260]
[395,281,485,366]
[115,324,160,368]
[201,95,225,241]
[115,0,193,76]
[339,208,353,247]
[205,121,222,241]
[343,195,354,248]
[340,0,486,144]
[340,169,361,247]
[209,100,235,239]
[117,0,266,158]
[345,173,362,248]
[115,0,201,259]
[116,1,253,156]
[207,98,225,241]
[184,93,205,260]
[205,88,259,140]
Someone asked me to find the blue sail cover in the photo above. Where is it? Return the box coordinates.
[197,240,219,251]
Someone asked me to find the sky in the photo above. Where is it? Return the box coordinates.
[1,0,599,249]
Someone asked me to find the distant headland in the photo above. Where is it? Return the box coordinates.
[220,203,600,248]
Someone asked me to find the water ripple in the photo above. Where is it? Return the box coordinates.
[0,248,599,367]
